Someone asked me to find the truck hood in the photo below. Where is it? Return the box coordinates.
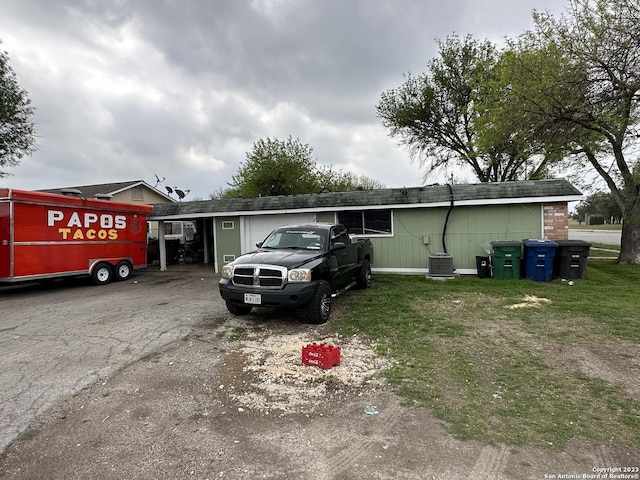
[233,248,322,269]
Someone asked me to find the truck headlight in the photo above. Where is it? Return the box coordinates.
[288,268,311,282]
[221,264,234,279]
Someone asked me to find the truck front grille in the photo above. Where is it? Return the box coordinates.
[232,265,286,288]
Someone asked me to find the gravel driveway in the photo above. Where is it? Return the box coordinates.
[1,266,635,479]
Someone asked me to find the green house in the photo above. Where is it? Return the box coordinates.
[149,178,582,275]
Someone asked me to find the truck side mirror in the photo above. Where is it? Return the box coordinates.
[330,242,346,251]
[256,242,263,248]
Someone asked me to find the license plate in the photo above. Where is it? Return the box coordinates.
[244,293,262,305]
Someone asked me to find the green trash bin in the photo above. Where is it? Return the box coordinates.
[491,241,523,279]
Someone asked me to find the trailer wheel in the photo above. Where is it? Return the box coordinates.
[114,261,133,281]
[92,263,113,286]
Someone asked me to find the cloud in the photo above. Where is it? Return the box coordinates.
[1,0,566,198]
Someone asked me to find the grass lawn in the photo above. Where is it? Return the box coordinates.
[589,242,620,258]
[330,259,640,451]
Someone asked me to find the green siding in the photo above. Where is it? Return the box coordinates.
[368,204,541,271]
[215,216,241,268]
[213,205,543,273]
[315,212,335,223]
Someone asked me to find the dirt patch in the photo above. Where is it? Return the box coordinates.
[412,292,510,322]
[218,323,393,416]
[505,295,552,309]
[553,343,640,401]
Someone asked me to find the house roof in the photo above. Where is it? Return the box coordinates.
[40,180,175,202]
[149,178,583,220]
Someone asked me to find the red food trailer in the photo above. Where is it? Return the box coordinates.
[0,188,153,285]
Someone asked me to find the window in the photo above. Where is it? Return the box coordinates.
[330,225,350,247]
[223,254,236,263]
[163,221,195,241]
[338,210,392,235]
[164,222,183,235]
[262,228,327,250]
[222,221,235,230]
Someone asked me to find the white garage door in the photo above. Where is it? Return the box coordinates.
[242,213,316,254]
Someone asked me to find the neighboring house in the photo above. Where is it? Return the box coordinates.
[41,180,174,204]
[149,179,583,275]
[40,180,189,241]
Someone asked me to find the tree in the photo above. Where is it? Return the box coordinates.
[376,35,555,182]
[573,192,623,224]
[1,45,36,177]
[502,0,640,264]
[229,137,319,197]
[472,45,578,180]
[224,136,384,198]
[315,168,384,193]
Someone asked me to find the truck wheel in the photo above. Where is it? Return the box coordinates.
[92,263,113,286]
[355,258,372,289]
[306,280,332,324]
[226,301,253,316]
[115,260,133,281]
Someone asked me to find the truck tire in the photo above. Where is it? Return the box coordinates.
[306,280,332,324]
[115,260,133,281]
[226,301,253,316]
[355,258,372,289]
[92,263,113,286]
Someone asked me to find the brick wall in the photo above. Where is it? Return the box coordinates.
[543,202,569,240]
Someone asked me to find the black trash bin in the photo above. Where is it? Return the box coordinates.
[476,256,491,278]
[554,240,591,279]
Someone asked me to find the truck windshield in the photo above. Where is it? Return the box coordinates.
[262,229,327,250]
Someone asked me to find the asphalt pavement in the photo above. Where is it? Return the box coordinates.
[0,265,223,453]
[568,228,621,245]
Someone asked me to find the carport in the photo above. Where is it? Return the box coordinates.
[148,206,216,272]
[149,200,318,272]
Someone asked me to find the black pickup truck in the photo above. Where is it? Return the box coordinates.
[219,223,373,323]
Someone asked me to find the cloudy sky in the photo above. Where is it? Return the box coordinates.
[1,0,567,200]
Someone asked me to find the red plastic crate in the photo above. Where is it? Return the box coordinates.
[301,343,341,369]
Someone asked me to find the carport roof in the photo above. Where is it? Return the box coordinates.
[149,178,582,219]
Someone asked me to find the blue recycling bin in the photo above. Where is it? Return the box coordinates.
[522,239,559,281]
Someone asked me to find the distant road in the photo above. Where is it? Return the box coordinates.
[568,229,621,246]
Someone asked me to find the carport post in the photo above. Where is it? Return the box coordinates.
[203,219,210,264]
[158,221,167,271]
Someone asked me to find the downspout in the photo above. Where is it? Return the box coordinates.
[442,184,454,254]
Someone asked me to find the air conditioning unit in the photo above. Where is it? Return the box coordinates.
[429,253,454,277]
